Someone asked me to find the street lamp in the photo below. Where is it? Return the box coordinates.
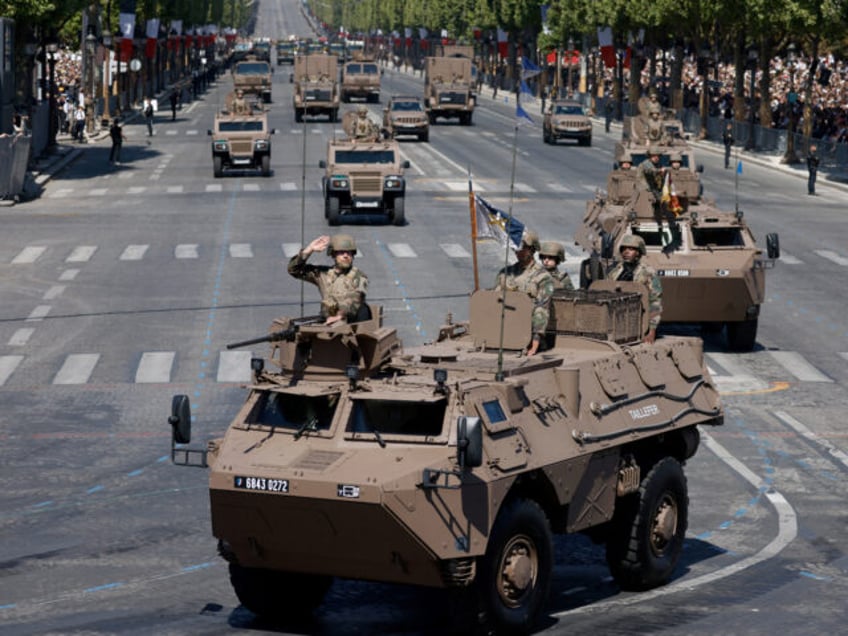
[781,43,800,164]
[102,29,112,125]
[744,46,758,151]
[566,36,574,96]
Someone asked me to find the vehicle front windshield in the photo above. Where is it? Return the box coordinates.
[334,150,396,164]
[235,62,270,75]
[691,226,745,247]
[347,399,446,437]
[346,64,362,74]
[219,121,265,132]
[363,64,378,74]
[555,104,585,115]
[246,391,339,432]
[393,101,422,112]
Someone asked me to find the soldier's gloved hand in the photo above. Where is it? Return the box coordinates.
[325,314,345,326]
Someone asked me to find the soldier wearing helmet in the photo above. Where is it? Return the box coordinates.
[607,234,662,343]
[287,234,369,324]
[354,105,373,138]
[231,89,249,114]
[637,145,666,203]
[493,230,554,356]
[668,151,682,171]
[538,241,574,291]
[618,150,633,171]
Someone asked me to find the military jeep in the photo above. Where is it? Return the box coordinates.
[543,99,593,146]
[207,103,276,178]
[382,95,429,142]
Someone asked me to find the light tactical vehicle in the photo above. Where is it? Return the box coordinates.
[276,39,296,65]
[575,140,780,351]
[207,95,276,177]
[318,111,410,225]
[340,58,381,103]
[169,288,723,634]
[232,55,273,103]
[382,95,430,142]
[424,56,475,125]
[542,98,593,146]
[292,54,340,122]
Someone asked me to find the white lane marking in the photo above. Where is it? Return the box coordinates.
[48,188,74,198]
[53,353,100,384]
[280,182,297,191]
[401,142,468,177]
[243,183,261,192]
[441,243,470,258]
[513,182,536,193]
[135,352,176,383]
[444,181,471,191]
[556,431,797,616]
[175,244,199,259]
[815,250,848,266]
[59,269,80,281]
[186,130,199,135]
[43,285,66,300]
[205,184,223,193]
[229,243,254,258]
[128,186,146,195]
[26,305,52,321]
[282,243,301,257]
[387,243,417,258]
[11,246,47,264]
[66,246,97,262]
[705,353,766,392]
[165,130,178,136]
[0,355,24,385]
[773,410,848,469]
[8,328,34,346]
[546,183,574,193]
[217,351,252,383]
[89,188,108,196]
[167,185,184,194]
[777,251,802,265]
[768,351,833,383]
[120,245,149,261]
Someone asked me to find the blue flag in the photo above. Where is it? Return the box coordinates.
[519,79,535,98]
[736,160,743,174]
[516,100,534,124]
[475,195,525,249]
[521,57,542,80]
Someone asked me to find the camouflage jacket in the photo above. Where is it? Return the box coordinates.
[636,158,664,194]
[288,253,369,321]
[549,270,575,292]
[607,260,663,329]
[494,260,554,337]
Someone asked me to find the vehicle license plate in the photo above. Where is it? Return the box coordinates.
[234,476,289,493]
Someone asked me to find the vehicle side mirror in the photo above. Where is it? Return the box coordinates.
[402,160,410,169]
[456,416,482,469]
[271,128,277,134]
[766,233,780,259]
[207,129,212,136]
[319,159,327,169]
[697,164,705,173]
[601,232,615,260]
[169,394,192,444]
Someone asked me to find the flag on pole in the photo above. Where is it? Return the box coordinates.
[598,27,616,68]
[736,160,743,174]
[475,195,525,249]
[521,57,541,80]
[516,100,534,124]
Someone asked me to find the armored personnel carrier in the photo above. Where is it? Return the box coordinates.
[575,140,780,352]
[318,110,410,225]
[292,54,340,122]
[340,57,381,103]
[169,287,723,634]
[382,94,430,141]
[424,56,475,125]
[232,55,273,104]
[207,93,276,177]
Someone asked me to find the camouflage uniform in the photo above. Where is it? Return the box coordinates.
[550,270,575,291]
[637,157,664,196]
[607,260,663,330]
[494,260,554,338]
[287,253,369,322]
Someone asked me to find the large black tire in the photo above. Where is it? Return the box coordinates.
[419,130,429,142]
[229,563,332,622]
[260,155,271,177]
[726,318,758,352]
[605,457,688,591]
[326,196,341,226]
[213,156,223,178]
[391,197,405,226]
[294,109,303,123]
[478,498,553,635]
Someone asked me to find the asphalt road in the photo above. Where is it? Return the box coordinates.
[2,1,848,635]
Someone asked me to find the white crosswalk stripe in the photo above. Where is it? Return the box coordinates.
[26,305,51,321]
[11,246,47,264]
[135,352,175,383]
[205,184,223,193]
[0,355,24,385]
[280,182,297,191]
[120,245,149,261]
[768,351,833,383]
[66,246,97,262]
[89,188,108,197]
[8,328,34,346]
[217,351,252,383]
[167,185,184,194]
[175,244,199,259]
[229,243,254,258]
[441,243,470,258]
[815,250,848,266]
[387,243,417,258]
[778,251,803,265]
[53,354,99,384]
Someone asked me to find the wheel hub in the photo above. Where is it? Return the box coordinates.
[651,494,678,554]
[498,535,537,606]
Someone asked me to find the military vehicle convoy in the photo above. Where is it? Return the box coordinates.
[169,287,723,634]
[276,39,296,65]
[382,94,430,141]
[340,58,381,103]
[424,56,475,125]
[292,54,340,122]
[232,55,273,104]
[207,93,276,177]
[318,110,409,225]
[575,106,779,351]
[542,98,593,146]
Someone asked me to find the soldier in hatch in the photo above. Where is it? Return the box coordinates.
[287,234,369,325]
[637,146,666,213]
[353,104,373,138]
[539,241,574,291]
[231,89,249,114]
[493,230,554,357]
[607,235,662,344]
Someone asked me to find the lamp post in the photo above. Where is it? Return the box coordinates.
[101,29,112,125]
[566,36,574,96]
[744,47,758,151]
[781,43,800,164]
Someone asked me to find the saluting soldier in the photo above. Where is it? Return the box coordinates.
[538,241,574,291]
[288,235,369,325]
[494,230,554,357]
[607,235,663,344]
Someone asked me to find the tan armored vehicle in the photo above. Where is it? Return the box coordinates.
[318,109,410,225]
[169,287,723,634]
[543,98,593,146]
[340,58,381,103]
[382,94,429,142]
[232,55,273,104]
[276,39,296,65]
[293,54,340,122]
[424,56,475,125]
[575,144,780,351]
[207,93,276,177]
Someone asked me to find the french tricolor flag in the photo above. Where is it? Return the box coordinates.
[598,27,616,69]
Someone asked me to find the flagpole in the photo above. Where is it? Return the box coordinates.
[468,166,480,291]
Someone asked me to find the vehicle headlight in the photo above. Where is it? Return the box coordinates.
[213,140,228,151]
[384,176,403,188]
[331,177,349,188]
[254,139,269,150]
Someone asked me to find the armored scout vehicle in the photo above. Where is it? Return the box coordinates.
[169,287,723,634]
[318,110,410,225]
[207,93,276,177]
[292,54,340,122]
[424,56,475,125]
[575,140,780,352]
[276,39,296,65]
[232,55,273,104]
[542,98,593,146]
[340,58,381,103]
[382,94,430,142]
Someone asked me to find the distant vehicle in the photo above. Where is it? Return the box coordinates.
[252,39,272,62]
[207,95,276,178]
[543,99,593,146]
[292,54,340,122]
[424,56,475,125]
[232,56,273,104]
[276,40,296,65]
[382,95,429,142]
[341,59,381,103]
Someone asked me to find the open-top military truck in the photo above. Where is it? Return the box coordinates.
[382,94,429,141]
[340,57,381,103]
[424,56,475,125]
[232,55,273,103]
[292,53,340,122]
[169,287,723,634]
[207,93,276,177]
[318,110,410,225]
[575,139,780,352]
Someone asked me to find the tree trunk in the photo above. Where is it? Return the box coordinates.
[757,36,773,129]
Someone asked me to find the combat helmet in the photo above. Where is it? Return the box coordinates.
[538,241,565,263]
[649,102,662,115]
[357,104,368,114]
[519,230,540,251]
[669,151,682,163]
[327,234,358,256]
[648,145,663,157]
[619,234,646,256]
